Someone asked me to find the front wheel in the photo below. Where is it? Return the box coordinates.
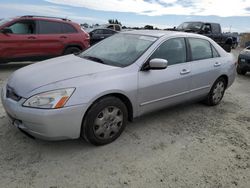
[81,97,128,146]
[205,78,226,106]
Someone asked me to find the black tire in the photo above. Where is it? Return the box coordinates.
[236,66,247,75]
[205,77,226,106]
[223,44,231,52]
[81,97,128,146]
[63,47,81,55]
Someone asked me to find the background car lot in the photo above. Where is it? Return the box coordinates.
[0,49,249,187]
[88,28,117,45]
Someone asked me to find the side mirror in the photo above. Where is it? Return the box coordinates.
[142,58,168,71]
[1,27,13,34]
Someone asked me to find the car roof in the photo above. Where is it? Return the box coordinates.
[121,29,204,39]
[121,30,177,37]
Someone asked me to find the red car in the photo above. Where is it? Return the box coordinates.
[0,15,90,63]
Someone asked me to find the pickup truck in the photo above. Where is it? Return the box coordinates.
[175,22,234,52]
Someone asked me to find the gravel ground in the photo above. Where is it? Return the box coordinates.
[0,49,249,188]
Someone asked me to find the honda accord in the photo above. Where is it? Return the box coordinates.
[1,30,236,145]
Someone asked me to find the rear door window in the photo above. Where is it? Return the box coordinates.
[189,38,213,61]
[38,20,62,34]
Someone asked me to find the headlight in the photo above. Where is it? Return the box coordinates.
[23,88,75,109]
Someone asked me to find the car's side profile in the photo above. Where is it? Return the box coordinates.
[0,15,90,63]
[1,31,236,145]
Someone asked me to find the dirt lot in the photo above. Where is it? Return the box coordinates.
[0,49,249,188]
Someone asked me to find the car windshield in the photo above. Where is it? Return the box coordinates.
[0,18,13,26]
[177,22,203,31]
[79,33,157,67]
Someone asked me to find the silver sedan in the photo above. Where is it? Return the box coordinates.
[1,30,236,145]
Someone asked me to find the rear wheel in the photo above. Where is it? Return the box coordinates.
[63,47,81,55]
[205,77,226,106]
[81,97,128,146]
[236,66,247,75]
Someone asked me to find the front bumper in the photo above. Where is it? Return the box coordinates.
[1,84,87,140]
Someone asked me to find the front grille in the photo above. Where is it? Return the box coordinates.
[6,86,21,101]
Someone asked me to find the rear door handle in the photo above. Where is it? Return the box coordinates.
[28,36,36,39]
[180,69,191,75]
[60,36,67,39]
[214,62,221,67]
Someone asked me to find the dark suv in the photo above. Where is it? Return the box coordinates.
[237,46,250,75]
[0,15,90,63]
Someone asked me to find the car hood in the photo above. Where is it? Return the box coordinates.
[7,55,119,97]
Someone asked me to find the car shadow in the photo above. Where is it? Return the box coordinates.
[0,99,234,164]
[20,102,206,150]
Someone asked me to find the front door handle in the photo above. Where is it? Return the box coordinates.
[214,62,221,67]
[180,69,191,75]
[60,36,67,39]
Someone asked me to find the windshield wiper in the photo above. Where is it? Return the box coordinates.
[82,55,105,64]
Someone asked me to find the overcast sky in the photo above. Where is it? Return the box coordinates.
[1,0,250,32]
